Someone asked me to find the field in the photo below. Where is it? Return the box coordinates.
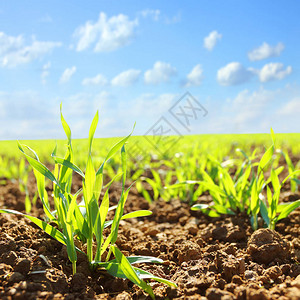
[0,127,300,299]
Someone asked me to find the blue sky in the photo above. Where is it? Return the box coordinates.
[0,1,299,140]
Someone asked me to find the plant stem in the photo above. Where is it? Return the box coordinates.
[72,262,76,275]
[105,247,112,262]
[269,221,275,230]
[87,238,93,262]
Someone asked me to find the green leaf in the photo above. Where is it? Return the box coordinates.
[214,204,235,215]
[64,217,77,273]
[104,210,152,228]
[60,104,72,145]
[66,189,82,224]
[88,111,99,154]
[33,169,55,221]
[84,156,95,205]
[191,204,209,211]
[101,181,136,256]
[165,180,201,189]
[292,178,300,185]
[93,256,163,267]
[134,267,177,288]
[142,189,153,203]
[110,246,154,299]
[94,259,176,289]
[18,143,60,187]
[259,199,270,226]
[202,182,227,198]
[277,200,300,221]
[52,156,85,178]
[276,202,295,213]
[270,128,276,145]
[206,209,221,217]
[281,170,300,186]
[96,123,135,176]
[73,204,89,240]
[236,148,249,160]
[120,210,152,219]
[266,185,273,207]
[250,180,259,214]
[258,144,274,173]
[271,169,280,193]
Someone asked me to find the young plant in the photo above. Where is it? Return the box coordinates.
[136,168,174,203]
[278,150,300,192]
[0,108,176,298]
[259,168,300,230]
[169,129,300,231]
[170,157,253,217]
[18,158,38,213]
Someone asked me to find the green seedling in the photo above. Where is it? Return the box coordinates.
[136,168,174,203]
[170,157,253,217]
[18,158,38,213]
[0,107,176,298]
[259,168,300,229]
[278,149,300,192]
[249,129,280,230]
[167,129,300,231]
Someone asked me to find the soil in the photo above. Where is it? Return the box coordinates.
[0,169,300,300]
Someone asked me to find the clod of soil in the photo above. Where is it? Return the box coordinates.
[14,258,31,274]
[247,228,290,264]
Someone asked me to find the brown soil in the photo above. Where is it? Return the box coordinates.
[0,172,300,300]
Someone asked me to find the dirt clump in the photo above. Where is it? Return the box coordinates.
[247,228,290,264]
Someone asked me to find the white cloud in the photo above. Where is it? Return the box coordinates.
[258,63,292,82]
[144,61,177,85]
[139,9,161,21]
[0,89,115,139]
[217,62,254,86]
[138,9,180,24]
[0,32,61,68]
[248,42,285,61]
[218,62,292,86]
[41,61,51,84]
[229,88,279,132]
[203,85,300,133]
[201,87,283,133]
[278,98,300,115]
[0,85,299,140]
[164,12,181,24]
[82,74,108,86]
[60,91,116,137]
[185,64,203,87]
[0,90,61,139]
[59,66,76,84]
[131,93,176,115]
[111,69,141,86]
[74,12,138,52]
[116,93,178,133]
[0,32,23,55]
[232,88,274,122]
[204,30,222,51]
[61,91,110,118]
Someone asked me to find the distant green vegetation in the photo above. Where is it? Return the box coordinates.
[0,132,299,231]
[0,132,299,167]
